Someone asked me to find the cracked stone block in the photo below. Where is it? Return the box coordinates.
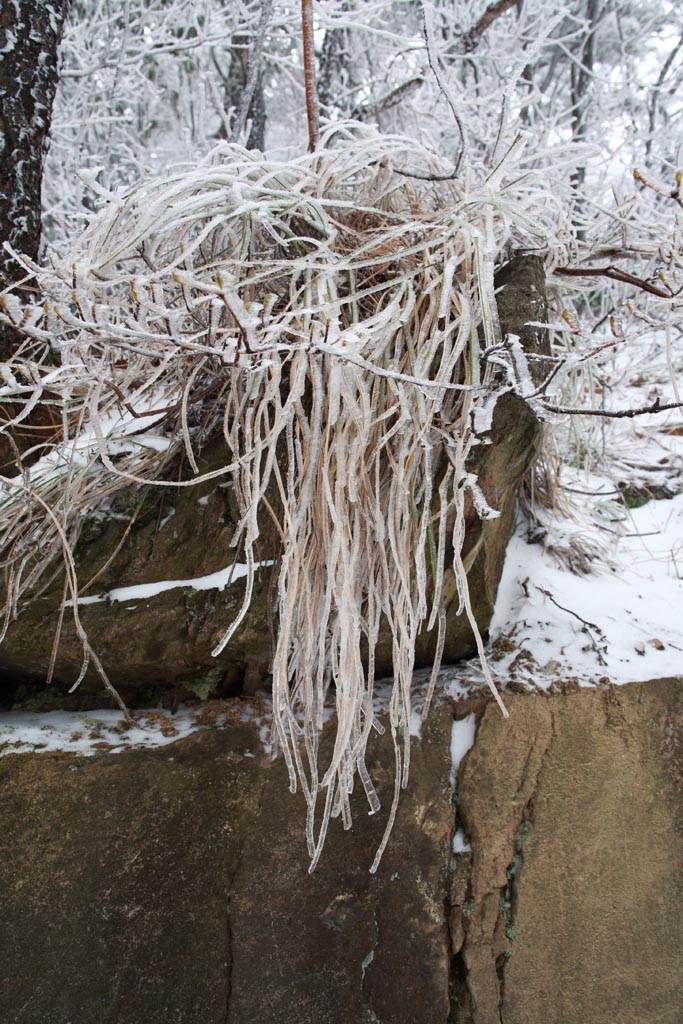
[2,680,680,1023]
[452,679,683,1024]
[0,709,455,1024]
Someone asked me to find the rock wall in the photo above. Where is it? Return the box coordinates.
[2,678,681,1023]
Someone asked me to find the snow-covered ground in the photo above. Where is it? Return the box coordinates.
[438,450,683,699]
[482,488,683,690]
[439,327,683,697]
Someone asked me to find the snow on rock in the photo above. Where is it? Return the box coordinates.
[0,700,272,759]
[450,713,477,786]
[67,560,274,606]
[450,713,476,853]
[483,491,683,689]
[0,708,195,757]
[452,828,471,854]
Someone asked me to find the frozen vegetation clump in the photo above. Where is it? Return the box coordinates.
[0,127,571,868]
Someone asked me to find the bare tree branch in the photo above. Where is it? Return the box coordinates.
[229,2,274,149]
[554,265,673,299]
[541,397,683,419]
[565,0,603,232]
[646,29,683,159]
[462,0,521,52]
[421,1,466,172]
[353,75,424,120]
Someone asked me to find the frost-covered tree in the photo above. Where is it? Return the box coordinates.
[36,2,683,257]
[41,0,289,247]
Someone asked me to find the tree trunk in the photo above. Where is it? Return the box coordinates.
[0,0,69,356]
[215,32,266,152]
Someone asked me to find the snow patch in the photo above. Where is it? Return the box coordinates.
[68,560,274,606]
[408,706,423,738]
[452,827,471,854]
[485,491,683,689]
[450,713,476,786]
[450,713,476,854]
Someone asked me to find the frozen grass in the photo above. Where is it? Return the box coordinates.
[0,126,567,869]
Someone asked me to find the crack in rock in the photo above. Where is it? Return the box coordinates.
[453,700,554,1023]
[360,904,381,1023]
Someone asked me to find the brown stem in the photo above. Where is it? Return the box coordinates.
[535,586,606,665]
[103,379,218,420]
[554,265,672,299]
[301,0,319,152]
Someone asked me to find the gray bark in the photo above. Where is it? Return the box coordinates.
[0,0,69,357]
